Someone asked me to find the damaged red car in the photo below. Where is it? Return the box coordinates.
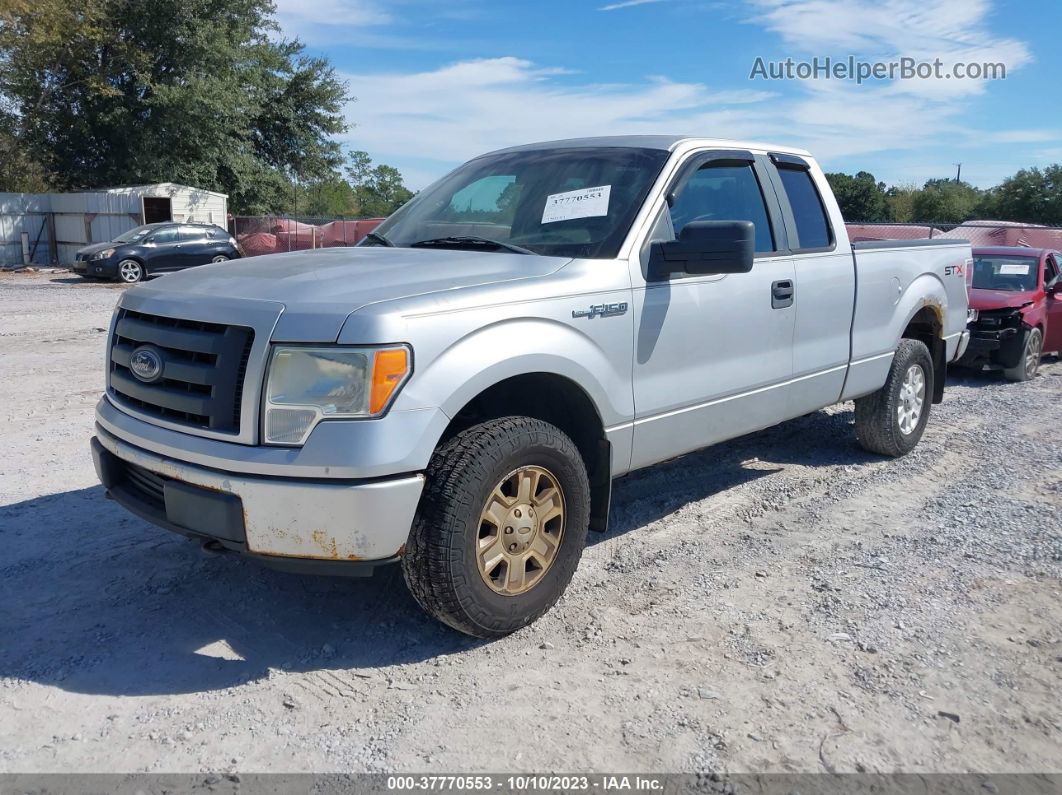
[956,246,1062,380]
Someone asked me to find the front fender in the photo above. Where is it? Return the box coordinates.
[405,316,631,428]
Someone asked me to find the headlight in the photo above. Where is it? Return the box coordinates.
[92,248,115,260]
[967,308,979,323]
[263,345,411,445]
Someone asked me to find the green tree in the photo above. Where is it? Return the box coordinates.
[885,184,919,223]
[298,178,359,217]
[981,165,1062,225]
[0,0,348,212]
[824,171,887,221]
[346,150,414,216]
[910,178,983,224]
[0,111,52,192]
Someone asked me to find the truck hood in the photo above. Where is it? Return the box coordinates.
[968,287,1037,311]
[130,246,571,341]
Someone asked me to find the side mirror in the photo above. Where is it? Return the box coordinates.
[649,220,755,278]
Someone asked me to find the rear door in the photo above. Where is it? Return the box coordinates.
[763,154,856,415]
[629,150,796,470]
[177,225,211,267]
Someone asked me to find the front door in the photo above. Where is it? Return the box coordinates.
[1044,253,1062,354]
[629,152,795,471]
[143,226,182,272]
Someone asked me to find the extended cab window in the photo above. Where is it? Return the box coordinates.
[777,166,832,250]
[668,163,774,253]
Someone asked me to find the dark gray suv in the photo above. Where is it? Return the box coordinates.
[74,222,242,283]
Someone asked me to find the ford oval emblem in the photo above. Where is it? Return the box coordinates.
[129,345,164,383]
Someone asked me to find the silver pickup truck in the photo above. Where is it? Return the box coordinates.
[91,136,971,637]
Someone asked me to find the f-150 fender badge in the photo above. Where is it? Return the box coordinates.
[572,302,628,319]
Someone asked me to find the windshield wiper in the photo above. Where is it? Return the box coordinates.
[410,236,535,255]
[362,231,393,247]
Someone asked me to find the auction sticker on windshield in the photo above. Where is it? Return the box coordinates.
[542,185,611,224]
[999,262,1031,275]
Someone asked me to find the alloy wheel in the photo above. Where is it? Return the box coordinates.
[476,465,565,596]
[1025,330,1043,379]
[897,364,925,435]
[118,260,142,283]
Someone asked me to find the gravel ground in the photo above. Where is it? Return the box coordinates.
[1,270,1059,774]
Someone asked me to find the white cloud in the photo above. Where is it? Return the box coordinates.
[272,0,391,42]
[341,57,776,186]
[282,0,1039,189]
[599,0,668,11]
[748,0,1031,100]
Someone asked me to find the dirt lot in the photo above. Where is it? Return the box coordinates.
[1,269,1059,774]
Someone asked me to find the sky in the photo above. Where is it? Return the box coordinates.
[272,0,1062,191]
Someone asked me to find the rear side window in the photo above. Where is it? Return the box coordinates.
[669,163,775,253]
[777,166,832,250]
[178,225,208,242]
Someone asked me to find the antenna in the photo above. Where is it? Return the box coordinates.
[953,163,962,183]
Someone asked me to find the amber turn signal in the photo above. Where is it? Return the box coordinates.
[370,348,410,414]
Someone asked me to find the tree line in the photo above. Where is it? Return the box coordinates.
[0,0,413,217]
[825,166,1062,226]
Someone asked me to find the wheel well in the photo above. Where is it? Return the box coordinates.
[444,373,612,532]
[902,307,945,403]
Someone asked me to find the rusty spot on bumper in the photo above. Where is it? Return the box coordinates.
[311,530,340,559]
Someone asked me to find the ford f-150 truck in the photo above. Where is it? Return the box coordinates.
[91,136,971,637]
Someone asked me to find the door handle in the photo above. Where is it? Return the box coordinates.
[771,279,794,309]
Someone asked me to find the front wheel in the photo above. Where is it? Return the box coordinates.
[1003,327,1042,382]
[117,259,143,283]
[210,254,229,263]
[854,338,934,457]
[402,417,590,638]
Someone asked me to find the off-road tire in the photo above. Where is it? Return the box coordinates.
[854,338,934,457]
[402,416,590,638]
[1003,327,1042,382]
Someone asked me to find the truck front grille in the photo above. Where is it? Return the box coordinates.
[108,308,254,432]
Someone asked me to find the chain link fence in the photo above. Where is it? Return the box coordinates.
[228,217,1061,261]
[231,216,386,258]
[846,221,1062,248]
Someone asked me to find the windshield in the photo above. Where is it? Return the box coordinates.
[970,255,1039,291]
[113,225,154,244]
[366,146,670,259]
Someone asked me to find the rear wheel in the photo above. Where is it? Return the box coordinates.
[1003,327,1042,382]
[210,254,229,263]
[117,259,143,283]
[854,338,934,457]
[402,417,590,638]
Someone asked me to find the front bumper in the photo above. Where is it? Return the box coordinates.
[956,325,1023,369]
[92,425,425,569]
[74,257,117,277]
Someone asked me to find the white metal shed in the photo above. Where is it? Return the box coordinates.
[0,183,228,266]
